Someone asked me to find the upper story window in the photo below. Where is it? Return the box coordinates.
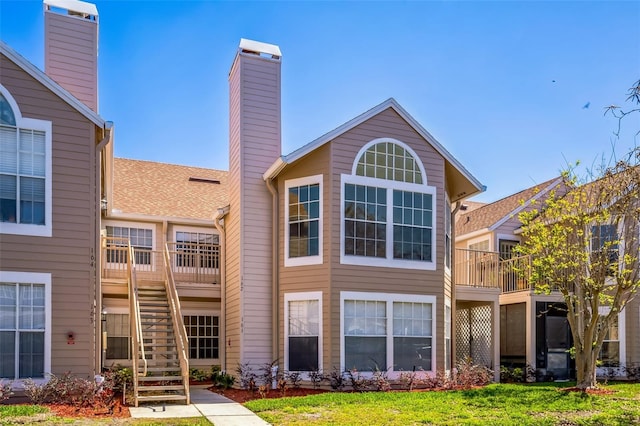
[175,230,219,269]
[285,175,323,267]
[591,224,619,277]
[106,225,153,266]
[341,139,436,271]
[0,86,52,237]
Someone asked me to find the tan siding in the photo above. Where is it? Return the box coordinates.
[0,55,99,378]
[44,11,98,112]
[626,297,640,365]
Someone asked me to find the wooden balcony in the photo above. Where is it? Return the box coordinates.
[455,249,561,294]
[101,238,220,297]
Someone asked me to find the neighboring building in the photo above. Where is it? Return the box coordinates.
[456,176,640,381]
[0,0,110,384]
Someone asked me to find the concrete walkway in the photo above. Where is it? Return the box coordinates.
[128,388,270,425]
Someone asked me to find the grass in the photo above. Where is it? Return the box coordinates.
[0,404,211,425]
[245,382,640,425]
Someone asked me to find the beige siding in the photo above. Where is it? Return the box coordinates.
[276,144,332,369]
[226,50,281,368]
[0,54,99,378]
[44,11,98,112]
[625,297,640,366]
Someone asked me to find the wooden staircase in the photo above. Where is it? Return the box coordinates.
[127,245,191,406]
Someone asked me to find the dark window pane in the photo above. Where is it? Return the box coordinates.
[0,331,15,378]
[345,336,386,371]
[394,337,431,371]
[289,336,318,371]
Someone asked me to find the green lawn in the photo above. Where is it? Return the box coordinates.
[0,404,211,425]
[245,382,640,425]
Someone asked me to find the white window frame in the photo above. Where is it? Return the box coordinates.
[0,271,51,386]
[340,291,436,378]
[0,85,52,237]
[284,291,323,375]
[183,312,221,362]
[284,175,323,267]
[444,297,451,372]
[103,220,155,271]
[102,307,131,362]
[173,225,220,272]
[340,139,436,271]
[596,306,625,376]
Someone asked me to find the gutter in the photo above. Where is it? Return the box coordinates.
[214,206,230,372]
[265,178,279,363]
[95,122,113,375]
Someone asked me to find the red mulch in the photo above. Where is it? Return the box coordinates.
[209,386,328,403]
[46,398,130,418]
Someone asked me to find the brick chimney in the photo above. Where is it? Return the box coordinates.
[226,39,282,368]
[44,0,99,112]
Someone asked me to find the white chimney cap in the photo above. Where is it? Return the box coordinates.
[44,0,98,17]
[239,38,281,58]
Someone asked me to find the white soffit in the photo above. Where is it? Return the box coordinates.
[44,0,98,16]
[239,38,281,57]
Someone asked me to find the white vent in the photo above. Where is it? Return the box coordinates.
[44,0,98,18]
[239,38,281,58]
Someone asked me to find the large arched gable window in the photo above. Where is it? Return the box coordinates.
[0,84,52,237]
[340,138,436,270]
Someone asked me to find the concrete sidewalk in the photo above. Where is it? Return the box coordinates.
[128,387,270,425]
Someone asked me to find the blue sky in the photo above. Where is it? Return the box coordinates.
[1,0,639,202]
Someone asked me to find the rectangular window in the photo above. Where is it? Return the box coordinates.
[393,302,432,371]
[591,224,619,275]
[342,292,436,375]
[599,315,619,367]
[184,315,219,359]
[287,299,320,371]
[499,240,519,260]
[288,184,320,258]
[344,299,387,371]
[106,226,153,266]
[0,282,45,379]
[175,231,219,269]
[105,314,130,360]
[344,183,387,258]
[285,175,323,267]
[392,190,432,261]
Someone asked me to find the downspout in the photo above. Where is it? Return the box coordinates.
[450,200,463,372]
[265,178,279,363]
[214,206,229,372]
[95,122,113,375]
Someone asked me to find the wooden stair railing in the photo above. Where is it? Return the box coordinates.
[128,244,189,406]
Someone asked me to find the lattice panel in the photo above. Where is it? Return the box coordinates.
[455,305,493,368]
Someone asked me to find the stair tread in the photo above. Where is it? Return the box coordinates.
[136,395,188,402]
[138,376,184,382]
[137,385,185,391]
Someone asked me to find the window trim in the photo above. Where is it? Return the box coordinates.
[0,271,51,384]
[341,139,436,270]
[596,306,625,375]
[182,312,221,361]
[444,297,451,372]
[340,174,437,270]
[103,310,131,362]
[340,291,436,378]
[284,291,322,374]
[0,85,52,237]
[284,175,323,267]
[103,220,155,270]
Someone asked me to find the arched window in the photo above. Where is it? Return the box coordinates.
[341,139,436,270]
[0,85,52,237]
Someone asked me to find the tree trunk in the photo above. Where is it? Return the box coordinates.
[575,349,598,390]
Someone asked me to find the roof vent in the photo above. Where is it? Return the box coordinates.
[189,177,220,184]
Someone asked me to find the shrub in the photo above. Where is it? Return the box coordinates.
[309,369,326,389]
[0,380,13,402]
[23,378,52,404]
[371,369,391,392]
[398,371,418,391]
[346,369,370,392]
[286,371,302,388]
[215,372,236,389]
[329,367,345,391]
[235,362,256,390]
[189,367,211,382]
[258,360,279,387]
[453,358,493,389]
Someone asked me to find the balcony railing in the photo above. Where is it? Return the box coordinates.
[101,237,220,284]
[454,248,500,289]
